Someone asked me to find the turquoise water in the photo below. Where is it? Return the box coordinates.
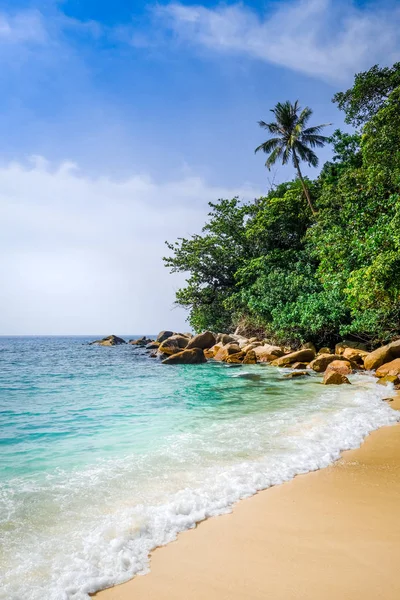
[0,336,398,600]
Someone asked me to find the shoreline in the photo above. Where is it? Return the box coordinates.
[95,392,400,600]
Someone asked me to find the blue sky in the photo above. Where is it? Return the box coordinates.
[1,0,399,334]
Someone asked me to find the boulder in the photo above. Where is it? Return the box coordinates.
[90,335,126,346]
[254,345,284,363]
[284,371,310,379]
[238,338,251,349]
[308,354,343,373]
[146,341,160,349]
[204,348,215,359]
[318,347,331,355]
[292,362,309,370]
[242,342,263,354]
[342,347,368,364]
[216,333,236,345]
[326,359,352,376]
[271,348,316,367]
[129,336,153,346]
[375,358,400,378]
[186,331,216,350]
[377,374,400,386]
[302,342,317,354]
[158,335,189,356]
[243,350,257,364]
[364,339,400,371]
[323,371,351,385]
[156,330,175,343]
[214,343,241,362]
[226,351,245,364]
[335,340,368,355]
[162,348,207,365]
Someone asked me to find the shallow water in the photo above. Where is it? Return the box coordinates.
[0,336,398,600]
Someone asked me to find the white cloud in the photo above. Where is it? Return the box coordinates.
[0,158,260,335]
[155,0,400,83]
[0,9,47,44]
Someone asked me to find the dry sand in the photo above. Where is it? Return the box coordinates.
[95,394,400,600]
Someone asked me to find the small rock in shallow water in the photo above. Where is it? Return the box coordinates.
[283,371,310,378]
[89,335,126,346]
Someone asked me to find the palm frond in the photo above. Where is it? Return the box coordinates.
[300,133,329,148]
[303,123,331,135]
[265,146,284,169]
[297,106,312,129]
[257,121,281,134]
[295,141,319,167]
[255,137,282,155]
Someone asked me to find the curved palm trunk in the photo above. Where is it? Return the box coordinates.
[292,151,317,216]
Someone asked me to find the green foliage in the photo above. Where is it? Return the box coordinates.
[164,62,400,346]
[333,62,400,126]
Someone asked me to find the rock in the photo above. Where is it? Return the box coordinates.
[129,336,153,346]
[90,335,126,346]
[156,330,175,343]
[186,331,216,350]
[149,350,158,358]
[214,343,241,362]
[271,348,316,367]
[243,350,257,364]
[254,345,284,363]
[242,342,263,354]
[364,339,400,371]
[308,353,343,373]
[326,359,352,376]
[335,340,368,355]
[284,371,310,378]
[377,374,400,386]
[323,371,351,385]
[203,348,215,359]
[158,335,189,356]
[292,362,309,369]
[146,341,160,349]
[226,351,245,364]
[216,333,236,345]
[318,347,331,355]
[162,348,207,365]
[375,358,400,378]
[342,347,368,364]
[302,342,317,354]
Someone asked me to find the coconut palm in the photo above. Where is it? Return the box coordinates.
[255,100,330,215]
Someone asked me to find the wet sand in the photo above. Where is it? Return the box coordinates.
[96,394,400,600]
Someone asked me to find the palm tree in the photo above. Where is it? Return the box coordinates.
[255,100,330,215]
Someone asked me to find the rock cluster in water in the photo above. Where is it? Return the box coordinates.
[90,332,400,387]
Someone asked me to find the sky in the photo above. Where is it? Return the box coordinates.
[1,0,399,335]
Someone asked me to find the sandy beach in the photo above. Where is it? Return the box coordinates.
[95,393,400,600]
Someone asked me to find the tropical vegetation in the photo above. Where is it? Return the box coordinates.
[164,63,400,348]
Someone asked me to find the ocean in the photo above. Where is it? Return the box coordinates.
[0,336,398,600]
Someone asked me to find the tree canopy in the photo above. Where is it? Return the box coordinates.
[164,62,400,348]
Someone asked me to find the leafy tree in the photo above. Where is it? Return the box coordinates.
[255,100,330,215]
[165,62,400,347]
[333,62,400,126]
[163,198,252,332]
